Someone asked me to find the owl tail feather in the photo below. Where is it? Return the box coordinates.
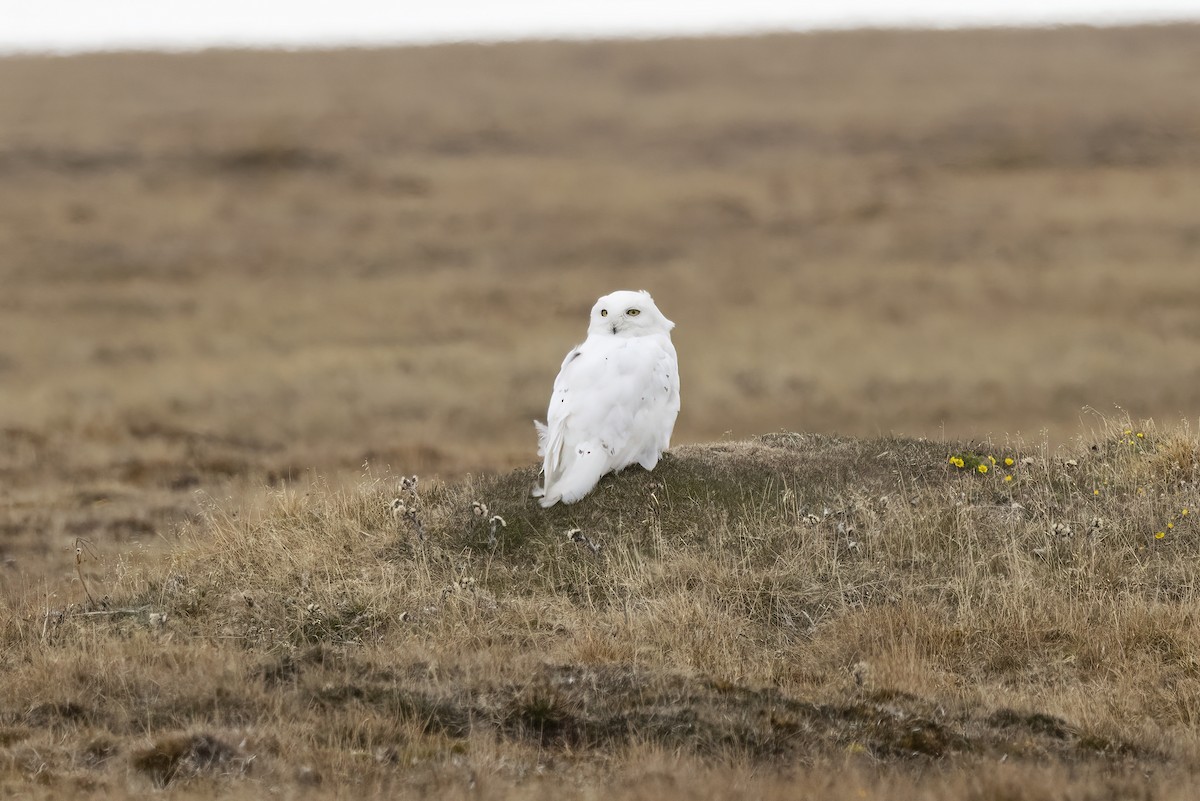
[532,420,554,502]
[538,440,607,508]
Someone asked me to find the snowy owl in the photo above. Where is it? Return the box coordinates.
[533,290,680,507]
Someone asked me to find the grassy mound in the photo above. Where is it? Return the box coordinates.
[2,423,1199,799]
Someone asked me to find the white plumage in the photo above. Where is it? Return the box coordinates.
[533,290,680,507]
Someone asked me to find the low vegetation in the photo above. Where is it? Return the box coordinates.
[2,418,1197,798]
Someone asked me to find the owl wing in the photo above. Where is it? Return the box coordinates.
[536,346,582,479]
[646,337,681,458]
[537,339,631,505]
[614,336,680,471]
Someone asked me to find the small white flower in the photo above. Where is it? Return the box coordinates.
[487,515,506,547]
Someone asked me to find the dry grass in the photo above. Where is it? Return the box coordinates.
[2,417,1199,798]
[2,23,1200,798]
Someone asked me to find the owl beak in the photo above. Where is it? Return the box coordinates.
[612,324,618,335]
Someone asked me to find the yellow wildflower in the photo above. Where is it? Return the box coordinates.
[1136,432,1145,439]
[1155,531,1165,540]
[1004,457,1014,467]
[1168,522,1174,530]
[988,456,997,465]
[1123,429,1132,436]
[1093,489,1100,496]
[1004,475,1013,482]
[977,464,988,474]
[1183,508,1190,517]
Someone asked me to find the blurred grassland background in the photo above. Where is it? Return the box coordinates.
[1,24,1200,586]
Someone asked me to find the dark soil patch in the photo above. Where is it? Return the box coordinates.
[284,659,1147,767]
[131,733,242,787]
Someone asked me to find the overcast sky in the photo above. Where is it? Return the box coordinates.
[4,0,1200,54]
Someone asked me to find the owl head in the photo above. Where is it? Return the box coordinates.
[588,290,674,338]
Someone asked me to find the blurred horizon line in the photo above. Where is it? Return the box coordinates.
[3,8,1199,58]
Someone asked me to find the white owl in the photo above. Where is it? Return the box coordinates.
[533,290,680,507]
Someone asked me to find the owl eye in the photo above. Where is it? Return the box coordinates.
[626,308,640,316]
[600,309,608,317]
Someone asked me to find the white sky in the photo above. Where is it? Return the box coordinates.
[4,1,1200,54]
